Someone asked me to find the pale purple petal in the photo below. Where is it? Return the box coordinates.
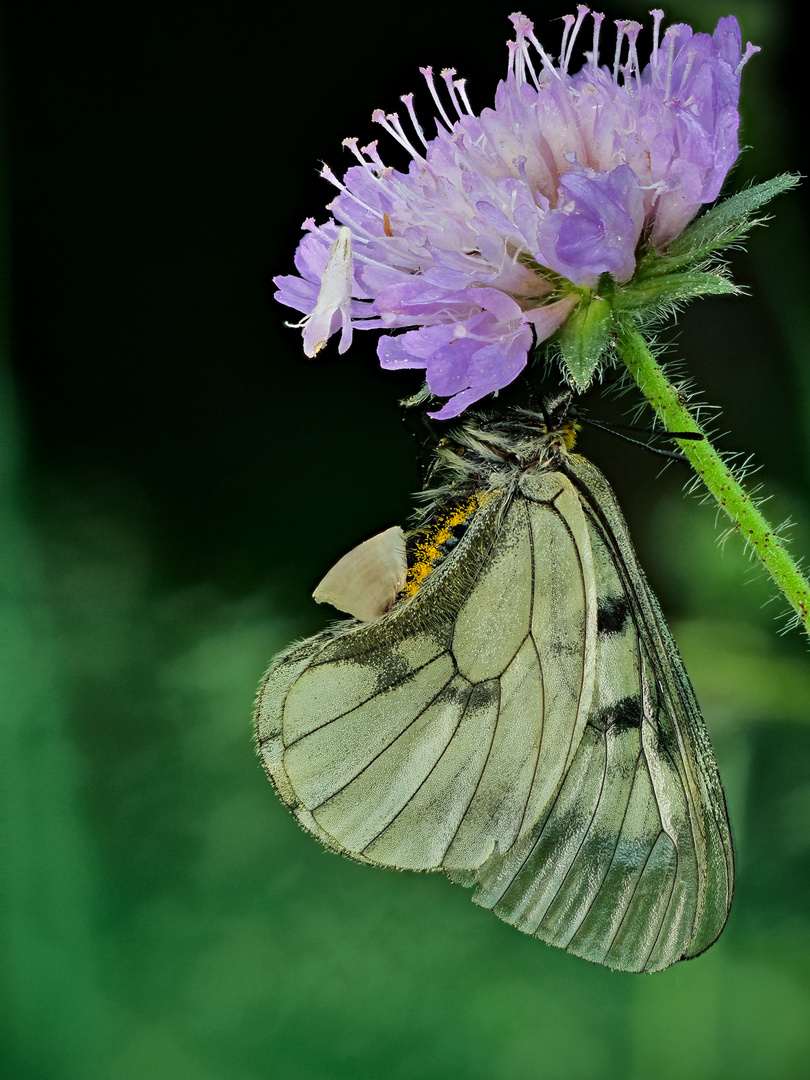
[273,274,319,315]
[377,334,433,371]
[428,324,533,419]
[537,166,645,285]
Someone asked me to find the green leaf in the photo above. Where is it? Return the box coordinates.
[556,290,612,389]
[614,270,738,312]
[660,173,801,268]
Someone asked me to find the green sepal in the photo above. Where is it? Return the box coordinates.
[609,176,800,315]
[544,174,799,387]
[652,173,801,271]
[614,269,737,312]
[556,288,613,389]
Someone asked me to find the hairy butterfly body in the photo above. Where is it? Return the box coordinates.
[255,399,733,973]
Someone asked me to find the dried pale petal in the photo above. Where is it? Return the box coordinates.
[301,227,354,358]
[313,526,407,622]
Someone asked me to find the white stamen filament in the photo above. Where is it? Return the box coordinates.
[419,66,455,133]
[623,22,642,89]
[519,42,543,90]
[454,79,475,116]
[323,199,379,244]
[321,163,384,221]
[662,25,681,101]
[612,20,627,82]
[562,6,590,74]
[737,42,760,76]
[372,109,425,161]
[507,40,522,84]
[351,241,422,273]
[345,137,450,238]
[590,11,604,72]
[359,140,387,171]
[342,137,411,200]
[560,13,576,72]
[441,69,465,119]
[525,26,563,81]
[400,93,430,149]
[342,136,378,171]
[650,9,665,68]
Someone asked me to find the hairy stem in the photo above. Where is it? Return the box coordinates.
[614,316,810,638]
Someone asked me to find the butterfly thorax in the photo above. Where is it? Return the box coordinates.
[436,396,580,485]
[404,398,581,599]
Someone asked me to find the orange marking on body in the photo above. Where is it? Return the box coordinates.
[561,419,581,450]
[404,492,492,598]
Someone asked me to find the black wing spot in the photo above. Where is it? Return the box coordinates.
[588,695,643,734]
[652,712,680,762]
[597,594,631,636]
[373,652,416,694]
[467,680,500,711]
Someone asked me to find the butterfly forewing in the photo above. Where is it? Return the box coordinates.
[258,479,601,874]
[255,407,733,971]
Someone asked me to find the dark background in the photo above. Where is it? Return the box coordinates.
[3,2,810,1077]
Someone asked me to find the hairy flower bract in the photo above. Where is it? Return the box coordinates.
[275,8,757,418]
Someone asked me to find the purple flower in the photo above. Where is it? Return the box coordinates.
[275,9,757,418]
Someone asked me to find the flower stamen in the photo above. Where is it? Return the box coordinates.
[561,5,590,75]
[662,25,682,101]
[612,20,628,82]
[454,78,475,116]
[589,11,604,73]
[400,93,430,150]
[320,163,384,227]
[510,12,560,83]
[623,22,643,89]
[440,69,466,120]
[372,109,426,162]
[419,66,455,133]
[650,9,664,67]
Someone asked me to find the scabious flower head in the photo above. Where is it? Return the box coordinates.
[275,9,757,418]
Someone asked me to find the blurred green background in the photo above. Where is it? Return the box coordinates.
[2,1,809,1077]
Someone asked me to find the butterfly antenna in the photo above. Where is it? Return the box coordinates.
[579,414,704,462]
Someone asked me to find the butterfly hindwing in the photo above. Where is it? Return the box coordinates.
[577,454,734,961]
[461,455,733,972]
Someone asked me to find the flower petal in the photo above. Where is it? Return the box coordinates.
[537,166,645,285]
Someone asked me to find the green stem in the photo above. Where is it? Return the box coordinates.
[614,316,810,638]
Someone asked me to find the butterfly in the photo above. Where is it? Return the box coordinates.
[254,395,734,973]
